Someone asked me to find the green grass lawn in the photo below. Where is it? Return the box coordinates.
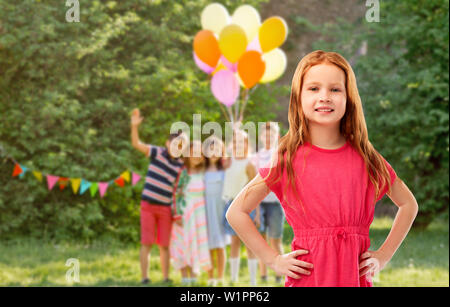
[0,217,448,287]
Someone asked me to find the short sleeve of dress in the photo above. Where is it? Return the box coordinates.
[258,165,283,202]
[376,157,397,202]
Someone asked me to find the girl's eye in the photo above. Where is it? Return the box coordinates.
[331,88,341,92]
[309,87,318,91]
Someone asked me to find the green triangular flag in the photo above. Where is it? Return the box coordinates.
[90,182,98,197]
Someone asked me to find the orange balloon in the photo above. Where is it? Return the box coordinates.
[237,51,265,88]
[193,30,221,68]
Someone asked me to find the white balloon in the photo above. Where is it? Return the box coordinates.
[231,5,261,42]
[260,48,287,83]
[201,3,230,35]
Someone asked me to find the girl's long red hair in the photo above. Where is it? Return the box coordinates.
[264,50,394,208]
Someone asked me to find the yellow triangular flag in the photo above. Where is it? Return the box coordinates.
[70,178,82,194]
[33,171,43,182]
[120,171,130,183]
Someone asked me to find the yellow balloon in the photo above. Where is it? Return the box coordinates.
[259,17,288,53]
[219,24,248,63]
[231,5,261,42]
[260,48,287,83]
[212,62,227,76]
[201,3,230,35]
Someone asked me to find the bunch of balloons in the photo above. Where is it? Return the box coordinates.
[193,3,288,122]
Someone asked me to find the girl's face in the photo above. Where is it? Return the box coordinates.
[188,154,204,169]
[205,142,223,163]
[188,143,205,169]
[300,63,347,126]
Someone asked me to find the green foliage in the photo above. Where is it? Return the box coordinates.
[0,0,280,242]
[313,0,449,228]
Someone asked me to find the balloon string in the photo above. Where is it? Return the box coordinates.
[226,106,234,124]
[218,102,231,122]
[239,88,250,122]
[235,88,246,123]
[234,100,239,123]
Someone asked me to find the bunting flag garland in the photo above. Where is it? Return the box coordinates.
[114,177,125,187]
[5,156,144,198]
[19,165,28,178]
[33,171,43,182]
[70,178,82,194]
[47,175,59,190]
[90,182,99,197]
[12,164,23,177]
[80,179,91,195]
[132,172,141,186]
[59,177,69,190]
[98,182,109,198]
[120,171,130,183]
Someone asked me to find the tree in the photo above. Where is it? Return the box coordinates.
[0,0,285,241]
[314,0,449,229]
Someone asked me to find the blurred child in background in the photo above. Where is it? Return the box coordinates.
[222,129,259,285]
[171,140,211,285]
[130,108,187,284]
[203,136,229,286]
[255,122,285,284]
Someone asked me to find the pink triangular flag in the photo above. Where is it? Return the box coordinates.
[98,182,109,198]
[132,172,141,186]
[47,175,59,190]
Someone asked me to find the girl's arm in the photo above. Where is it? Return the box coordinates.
[172,168,187,224]
[131,108,150,156]
[246,162,260,227]
[226,174,313,279]
[360,177,419,276]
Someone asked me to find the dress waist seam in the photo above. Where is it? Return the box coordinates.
[293,226,370,238]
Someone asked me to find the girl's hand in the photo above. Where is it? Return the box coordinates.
[175,219,183,227]
[131,108,143,126]
[359,250,391,278]
[269,250,313,279]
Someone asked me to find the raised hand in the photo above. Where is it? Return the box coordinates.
[131,108,143,127]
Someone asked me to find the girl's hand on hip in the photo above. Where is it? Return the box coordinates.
[269,249,313,279]
[359,250,391,278]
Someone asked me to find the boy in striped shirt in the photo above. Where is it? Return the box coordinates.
[131,108,187,284]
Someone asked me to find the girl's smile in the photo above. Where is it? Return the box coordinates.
[301,63,347,126]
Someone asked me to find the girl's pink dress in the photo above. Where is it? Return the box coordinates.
[259,140,397,287]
